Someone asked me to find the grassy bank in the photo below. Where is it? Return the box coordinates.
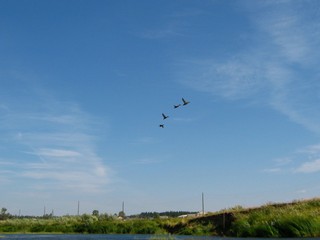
[1,198,320,237]
[228,198,320,237]
[188,198,320,237]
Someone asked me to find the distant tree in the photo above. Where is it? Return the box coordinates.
[98,213,113,221]
[0,207,10,220]
[118,211,126,218]
[92,210,99,217]
[43,212,54,219]
[1,208,7,215]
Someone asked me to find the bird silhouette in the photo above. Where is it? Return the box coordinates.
[162,113,169,120]
[174,104,181,109]
[159,124,164,128]
[182,98,190,106]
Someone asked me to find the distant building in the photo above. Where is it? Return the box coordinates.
[178,213,197,218]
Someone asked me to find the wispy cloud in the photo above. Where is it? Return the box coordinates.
[252,0,320,65]
[297,144,320,155]
[174,1,320,177]
[263,157,292,173]
[0,80,112,194]
[263,168,281,173]
[295,159,320,173]
[178,0,320,134]
[18,128,112,193]
[274,157,292,166]
[32,148,81,158]
[265,143,320,174]
[294,143,320,173]
[296,189,307,194]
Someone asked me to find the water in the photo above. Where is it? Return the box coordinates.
[0,235,319,240]
[0,235,219,240]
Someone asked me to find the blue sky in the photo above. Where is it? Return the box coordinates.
[1,0,320,216]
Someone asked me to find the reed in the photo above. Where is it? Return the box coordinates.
[229,198,320,237]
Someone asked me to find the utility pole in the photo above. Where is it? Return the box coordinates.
[118,201,125,218]
[202,192,205,215]
[44,206,46,216]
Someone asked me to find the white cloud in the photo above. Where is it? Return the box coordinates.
[0,160,15,166]
[266,143,320,174]
[19,136,111,193]
[295,159,320,173]
[296,189,307,194]
[253,0,320,65]
[34,148,81,158]
[274,157,292,166]
[173,0,320,182]
[0,82,112,194]
[263,168,281,173]
[259,14,308,63]
[297,144,320,155]
[178,0,320,134]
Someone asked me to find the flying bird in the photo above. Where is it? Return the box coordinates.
[162,113,169,120]
[174,104,181,109]
[159,124,164,128]
[182,98,190,106]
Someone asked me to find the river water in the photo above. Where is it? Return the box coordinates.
[0,235,319,240]
[0,235,217,240]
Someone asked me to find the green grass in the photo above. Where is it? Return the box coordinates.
[228,198,320,237]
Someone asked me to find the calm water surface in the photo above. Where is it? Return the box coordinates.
[0,235,319,240]
[0,235,214,240]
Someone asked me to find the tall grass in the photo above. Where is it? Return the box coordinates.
[230,199,320,237]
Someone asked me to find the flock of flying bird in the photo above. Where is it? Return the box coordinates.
[159,97,190,128]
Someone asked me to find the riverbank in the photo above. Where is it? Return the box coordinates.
[191,197,320,237]
[1,198,320,237]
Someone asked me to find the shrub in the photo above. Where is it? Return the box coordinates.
[230,218,252,237]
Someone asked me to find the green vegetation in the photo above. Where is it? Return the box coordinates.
[228,198,320,237]
[188,198,320,237]
[1,198,320,237]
